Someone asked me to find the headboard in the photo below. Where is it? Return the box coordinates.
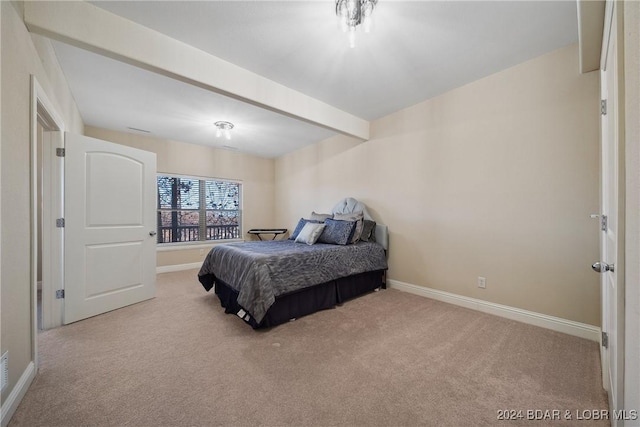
[331,197,388,251]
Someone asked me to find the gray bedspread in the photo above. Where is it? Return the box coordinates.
[198,240,388,323]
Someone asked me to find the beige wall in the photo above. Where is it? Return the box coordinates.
[275,43,601,326]
[84,127,276,268]
[0,2,612,417]
[1,1,83,406]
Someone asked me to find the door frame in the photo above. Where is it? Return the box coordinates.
[30,76,65,366]
[599,1,626,421]
[622,0,640,416]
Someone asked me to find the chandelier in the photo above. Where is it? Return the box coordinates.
[335,0,378,48]
[214,121,234,140]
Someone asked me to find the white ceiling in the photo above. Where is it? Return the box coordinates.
[51,1,579,158]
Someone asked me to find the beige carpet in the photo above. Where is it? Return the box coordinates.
[10,270,608,426]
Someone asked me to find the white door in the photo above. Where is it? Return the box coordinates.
[597,1,624,421]
[64,133,157,324]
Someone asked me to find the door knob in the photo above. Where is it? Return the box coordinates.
[592,262,614,273]
[149,231,157,236]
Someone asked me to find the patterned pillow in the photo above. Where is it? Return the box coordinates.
[360,220,377,242]
[310,211,333,221]
[289,218,321,240]
[317,219,356,245]
[333,211,364,243]
[295,222,325,245]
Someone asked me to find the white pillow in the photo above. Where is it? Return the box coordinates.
[295,222,325,245]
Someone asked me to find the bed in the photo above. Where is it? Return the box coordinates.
[198,198,389,328]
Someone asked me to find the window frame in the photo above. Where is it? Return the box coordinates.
[156,173,243,246]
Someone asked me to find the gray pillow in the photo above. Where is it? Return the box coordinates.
[295,222,325,245]
[360,220,377,242]
[317,219,356,245]
[310,211,333,221]
[333,211,364,243]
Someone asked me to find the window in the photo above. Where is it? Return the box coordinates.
[157,175,241,244]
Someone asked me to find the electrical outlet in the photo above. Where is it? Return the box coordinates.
[478,277,486,289]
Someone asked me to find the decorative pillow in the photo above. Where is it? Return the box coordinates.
[289,218,321,240]
[333,211,364,243]
[360,220,377,242]
[318,219,356,245]
[295,222,325,245]
[310,211,333,221]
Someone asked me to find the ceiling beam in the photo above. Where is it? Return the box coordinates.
[577,0,605,73]
[24,1,370,140]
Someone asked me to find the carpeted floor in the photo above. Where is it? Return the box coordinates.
[10,270,608,426]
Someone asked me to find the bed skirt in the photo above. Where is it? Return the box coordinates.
[205,269,386,329]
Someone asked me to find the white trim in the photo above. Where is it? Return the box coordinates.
[40,131,64,331]
[158,172,242,185]
[0,362,36,427]
[156,262,202,274]
[600,0,615,70]
[623,0,640,415]
[387,279,601,342]
[156,240,243,252]
[30,76,66,372]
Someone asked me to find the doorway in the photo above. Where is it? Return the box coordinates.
[30,76,65,368]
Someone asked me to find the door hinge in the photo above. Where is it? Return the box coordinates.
[601,99,607,115]
[56,148,65,157]
[590,214,607,231]
[56,218,65,228]
[55,289,65,299]
[602,331,609,348]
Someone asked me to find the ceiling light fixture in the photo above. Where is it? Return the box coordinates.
[335,0,377,48]
[214,121,234,140]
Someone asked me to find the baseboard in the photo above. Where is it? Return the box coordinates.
[387,279,600,342]
[156,262,202,274]
[1,362,35,427]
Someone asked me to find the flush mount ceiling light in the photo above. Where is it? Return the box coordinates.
[335,0,378,48]
[214,121,234,140]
